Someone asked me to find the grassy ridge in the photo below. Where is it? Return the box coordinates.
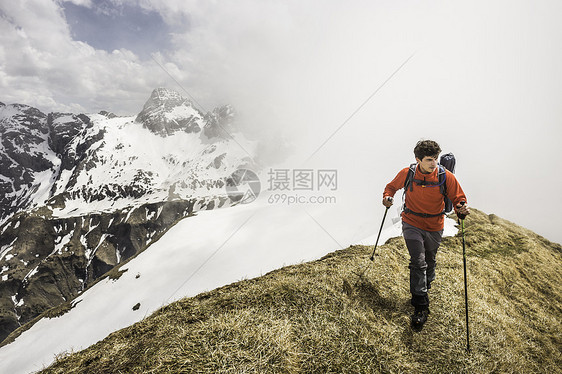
[41,209,562,373]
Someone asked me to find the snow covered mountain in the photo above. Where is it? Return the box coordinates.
[0,194,462,373]
[0,88,256,343]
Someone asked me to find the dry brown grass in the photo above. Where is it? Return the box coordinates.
[40,209,562,373]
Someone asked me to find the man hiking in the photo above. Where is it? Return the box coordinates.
[382,140,470,327]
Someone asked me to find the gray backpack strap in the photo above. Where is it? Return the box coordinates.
[403,163,417,192]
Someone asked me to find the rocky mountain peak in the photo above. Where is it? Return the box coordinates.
[0,104,53,221]
[0,103,46,133]
[147,87,187,106]
[98,111,117,119]
[135,88,203,136]
[203,105,236,139]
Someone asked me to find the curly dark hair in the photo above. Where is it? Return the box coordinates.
[414,140,441,160]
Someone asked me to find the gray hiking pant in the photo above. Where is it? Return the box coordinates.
[402,221,443,309]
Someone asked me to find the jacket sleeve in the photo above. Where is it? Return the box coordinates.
[445,171,467,211]
[383,168,409,199]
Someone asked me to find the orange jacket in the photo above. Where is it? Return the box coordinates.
[383,165,467,232]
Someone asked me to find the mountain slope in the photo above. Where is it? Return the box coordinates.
[39,209,562,373]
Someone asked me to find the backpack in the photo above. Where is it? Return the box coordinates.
[403,153,456,217]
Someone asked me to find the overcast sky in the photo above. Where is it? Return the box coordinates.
[1,0,561,244]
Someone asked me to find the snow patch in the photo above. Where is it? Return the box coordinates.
[0,222,11,235]
[0,238,17,261]
[164,105,200,122]
[86,233,111,267]
[115,247,121,264]
[80,234,88,254]
[52,232,73,257]
[146,207,155,221]
[86,221,100,236]
[23,266,39,283]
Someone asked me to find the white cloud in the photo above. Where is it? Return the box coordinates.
[0,0,171,114]
[0,0,561,243]
[147,0,562,243]
[61,0,94,7]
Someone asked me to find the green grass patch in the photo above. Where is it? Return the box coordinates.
[40,209,562,373]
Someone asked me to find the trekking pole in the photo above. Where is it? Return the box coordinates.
[370,198,392,261]
[458,201,470,352]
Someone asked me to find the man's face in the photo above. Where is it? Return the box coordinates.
[416,155,439,174]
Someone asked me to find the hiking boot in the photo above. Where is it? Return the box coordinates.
[411,308,429,327]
